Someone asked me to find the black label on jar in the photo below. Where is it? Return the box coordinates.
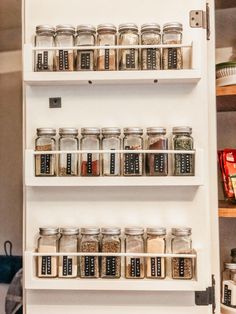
[179,154,192,174]
[124,147,141,175]
[224,284,232,306]
[151,257,162,277]
[37,53,43,70]
[59,50,64,70]
[66,153,72,175]
[41,256,51,275]
[105,49,110,70]
[134,153,140,174]
[147,48,157,70]
[130,258,141,277]
[84,256,95,276]
[64,51,69,70]
[63,256,73,276]
[40,154,51,174]
[154,153,165,173]
[168,48,177,69]
[43,51,48,70]
[87,153,92,175]
[110,150,115,175]
[80,51,92,70]
[105,257,116,276]
[125,49,136,69]
[179,258,185,277]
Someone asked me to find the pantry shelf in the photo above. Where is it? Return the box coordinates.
[217,85,236,112]
[219,200,236,218]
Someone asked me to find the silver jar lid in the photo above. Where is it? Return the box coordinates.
[102,127,121,135]
[59,128,78,136]
[36,25,55,35]
[119,23,139,32]
[37,128,56,136]
[172,227,192,236]
[163,22,183,32]
[141,23,161,33]
[147,227,166,236]
[172,126,192,135]
[56,24,75,35]
[77,24,96,34]
[60,227,79,235]
[97,23,117,33]
[81,227,100,235]
[225,263,236,270]
[125,227,144,235]
[124,127,143,135]
[101,227,121,235]
[81,127,100,135]
[39,227,59,236]
[147,127,166,135]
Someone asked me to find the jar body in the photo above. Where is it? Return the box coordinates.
[119,30,139,70]
[123,134,143,176]
[173,133,194,176]
[163,30,183,70]
[141,31,161,70]
[222,267,236,307]
[80,234,99,278]
[125,234,145,279]
[59,135,79,176]
[102,135,121,176]
[35,34,54,71]
[101,234,121,278]
[55,33,74,71]
[146,235,166,279]
[35,135,56,176]
[81,134,100,176]
[76,31,95,71]
[59,234,78,278]
[97,31,117,71]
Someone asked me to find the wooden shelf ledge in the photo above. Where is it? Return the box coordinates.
[216,85,236,112]
[219,200,236,217]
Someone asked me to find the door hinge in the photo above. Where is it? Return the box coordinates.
[189,3,210,40]
[195,275,216,313]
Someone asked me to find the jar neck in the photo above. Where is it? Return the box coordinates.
[60,134,77,138]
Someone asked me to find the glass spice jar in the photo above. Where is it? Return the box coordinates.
[81,128,100,176]
[162,22,183,70]
[146,127,168,176]
[231,248,236,263]
[146,227,166,279]
[37,227,59,278]
[172,126,194,176]
[35,128,56,176]
[58,128,79,176]
[80,227,100,278]
[97,24,117,71]
[76,24,96,71]
[119,23,139,70]
[171,227,194,280]
[55,24,75,71]
[222,263,236,308]
[123,128,143,176]
[58,228,79,278]
[125,227,145,279]
[141,23,161,70]
[101,227,121,278]
[35,25,55,72]
[102,127,121,176]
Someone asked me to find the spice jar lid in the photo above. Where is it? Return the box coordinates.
[81,127,100,135]
[56,24,75,35]
[39,227,59,236]
[225,263,236,270]
[77,24,96,34]
[172,227,192,236]
[172,126,192,135]
[101,227,121,235]
[147,127,166,135]
[37,128,56,136]
[102,127,121,135]
[231,248,236,257]
[147,227,166,236]
[97,23,117,33]
[36,25,55,35]
[125,227,144,235]
[124,127,143,135]
[59,128,78,136]
[81,227,100,235]
[163,22,183,32]
[141,23,161,33]
[119,23,139,32]
[60,227,79,235]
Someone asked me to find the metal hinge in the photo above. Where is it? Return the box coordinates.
[190,3,210,40]
[195,275,216,313]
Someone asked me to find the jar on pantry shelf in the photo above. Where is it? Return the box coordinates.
[58,227,79,278]
[81,128,100,176]
[171,227,194,280]
[222,263,236,308]
[141,23,161,70]
[76,24,96,71]
[37,227,60,278]
[80,227,100,278]
[119,23,139,70]
[232,248,236,263]
[35,128,56,176]
[172,126,194,176]
[35,25,55,72]
[123,127,143,176]
[146,127,168,176]
[125,227,145,279]
[58,128,79,176]
[102,127,121,176]
[146,227,166,279]
[162,22,183,70]
[97,24,117,71]
[101,227,121,278]
[55,24,75,71]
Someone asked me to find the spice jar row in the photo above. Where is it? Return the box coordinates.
[37,226,195,280]
[35,126,195,177]
[35,22,184,72]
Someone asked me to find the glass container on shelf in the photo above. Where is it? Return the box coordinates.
[80,227,100,278]
[58,228,79,278]
[141,23,161,70]
[58,128,79,176]
[222,263,236,308]
[76,24,96,71]
[102,127,121,176]
[119,23,139,70]
[101,227,121,278]
[55,24,75,71]
[37,227,59,278]
[232,248,236,263]
[35,25,55,72]
[162,22,183,70]
[146,127,168,176]
[97,24,117,71]
[35,128,56,176]
[81,128,100,176]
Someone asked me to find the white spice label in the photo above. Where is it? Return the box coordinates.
[40,154,51,174]
[168,48,178,69]
[41,256,52,275]
[66,153,72,175]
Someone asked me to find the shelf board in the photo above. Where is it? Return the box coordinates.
[219,200,236,217]
[217,85,236,96]
[216,85,236,112]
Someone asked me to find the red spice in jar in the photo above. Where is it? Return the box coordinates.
[81,159,100,176]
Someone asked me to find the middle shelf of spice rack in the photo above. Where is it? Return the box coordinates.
[25,148,204,187]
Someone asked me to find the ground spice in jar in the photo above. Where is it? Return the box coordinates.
[172,257,193,279]
[81,159,99,176]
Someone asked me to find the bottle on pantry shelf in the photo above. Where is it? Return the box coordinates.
[123,127,143,176]
[55,24,75,71]
[146,127,168,176]
[172,126,194,176]
[58,227,79,278]
[37,227,60,278]
[222,263,236,308]
[232,248,236,263]
[141,23,161,70]
[80,227,100,278]
[119,23,139,71]
[81,128,100,176]
[102,127,121,176]
[125,227,145,279]
[162,22,183,70]
[59,128,79,176]
[171,227,194,280]
[35,128,56,176]
[101,227,121,278]
[97,24,117,71]
[35,25,55,72]
[146,227,166,279]
[76,24,96,71]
